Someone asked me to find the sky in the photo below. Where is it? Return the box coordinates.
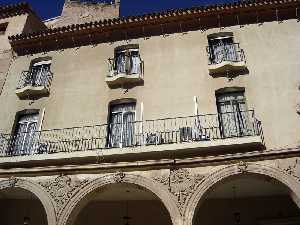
[0,0,234,20]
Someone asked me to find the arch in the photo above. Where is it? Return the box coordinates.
[0,178,57,225]
[184,162,300,225]
[58,173,182,225]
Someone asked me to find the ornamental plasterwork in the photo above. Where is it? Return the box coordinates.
[39,175,89,216]
[277,158,300,181]
[113,171,126,183]
[8,176,19,187]
[296,103,300,115]
[237,161,248,173]
[153,168,205,213]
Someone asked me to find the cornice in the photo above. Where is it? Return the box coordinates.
[0,2,34,19]
[8,0,300,51]
[0,146,299,177]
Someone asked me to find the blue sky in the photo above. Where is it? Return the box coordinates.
[0,0,234,20]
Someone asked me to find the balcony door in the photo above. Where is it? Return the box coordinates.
[108,103,136,148]
[12,113,39,155]
[29,60,51,86]
[114,48,141,75]
[208,37,237,64]
[216,91,251,138]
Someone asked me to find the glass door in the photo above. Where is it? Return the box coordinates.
[108,103,136,148]
[216,91,251,138]
[12,114,38,155]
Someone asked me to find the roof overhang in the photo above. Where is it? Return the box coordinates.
[8,0,300,55]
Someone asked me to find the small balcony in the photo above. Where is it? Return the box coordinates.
[0,110,264,165]
[15,68,53,99]
[106,57,144,87]
[206,43,247,74]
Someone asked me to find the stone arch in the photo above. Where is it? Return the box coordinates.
[0,178,57,225]
[184,162,300,225]
[58,173,182,225]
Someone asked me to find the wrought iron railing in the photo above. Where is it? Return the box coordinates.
[0,110,263,157]
[206,43,245,65]
[16,68,53,90]
[108,57,144,78]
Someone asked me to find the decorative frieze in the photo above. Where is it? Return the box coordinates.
[113,171,126,183]
[296,103,300,115]
[277,158,300,181]
[8,176,19,187]
[153,168,205,214]
[237,161,248,173]
[39,175,89,216]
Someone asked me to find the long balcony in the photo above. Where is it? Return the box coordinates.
[15,68,53,99]
[106,57,144,87]
[206,43,247,74]
[0,110,264,164]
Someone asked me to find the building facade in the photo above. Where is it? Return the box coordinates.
[0,0,300,225]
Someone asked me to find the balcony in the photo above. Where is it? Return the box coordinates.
[106,57,144,87]
[0,110,264,165]
[15,68,53,99]
[206,43,247,74]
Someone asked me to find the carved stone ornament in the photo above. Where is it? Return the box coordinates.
[8,176,18,187]
[278,158,300,181]
[39,175,88,216]
[113,171,126,183]
[296,103,300,115]
[153,168,205,213]
[237,161,248,173]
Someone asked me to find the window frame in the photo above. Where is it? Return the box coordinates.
[108,101,137,148]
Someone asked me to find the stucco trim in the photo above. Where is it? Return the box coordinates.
[184,162,300,225]
[0,178,57,225]
[58,173,182,225]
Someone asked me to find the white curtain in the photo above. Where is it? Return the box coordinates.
[109,103,135,148]
[129,50,141,74]
[115,52,126,74]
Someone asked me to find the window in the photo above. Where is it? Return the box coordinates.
[216,89,252,137]
[11,113,39,155]
[0,23,8,35]
[26,59,52,87]
[110,45,142,76]
[108,102,136,148]
[208,35,238,64]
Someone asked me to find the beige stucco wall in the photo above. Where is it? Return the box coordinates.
[1,19,300,150]
[0,14,46,95]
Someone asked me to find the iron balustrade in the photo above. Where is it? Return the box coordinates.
[0,110,263,157]
[206,43,245,65]
[108,56,144,78]
[16,68,53,90]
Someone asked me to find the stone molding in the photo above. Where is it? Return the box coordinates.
[277,158,300,180]
[39,174,89,218]
[113,171,126,183]
[153,168,205,214]
[184,162,300,225]
[57,173,182,225]
[237,161,248,173]
[0,177,57,225]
